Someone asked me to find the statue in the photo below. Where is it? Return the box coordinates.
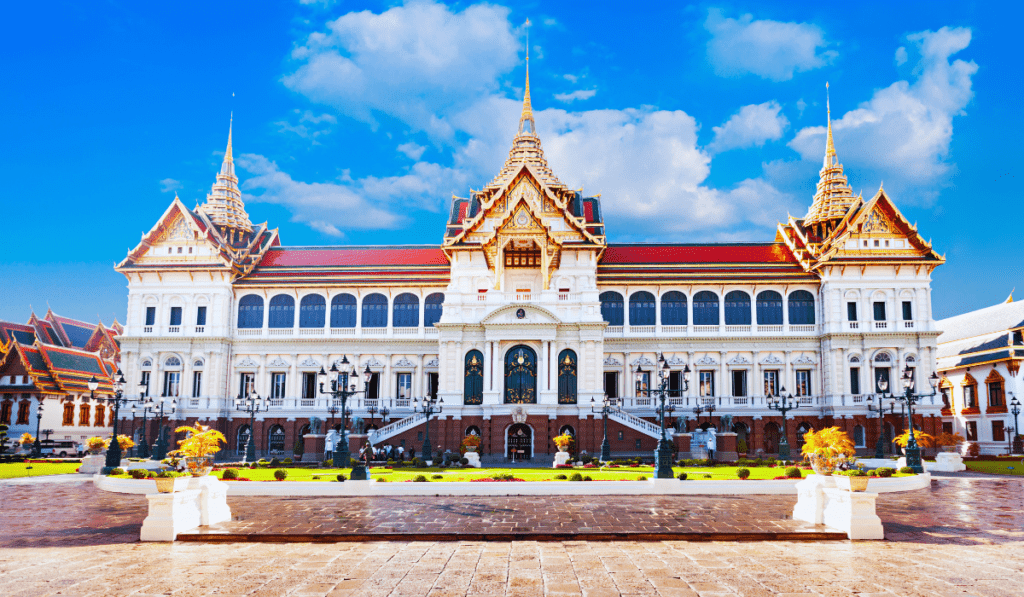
[674,416,688,433]
[351,416,366,435]
[309,417,323,435]
[720,414,733,431]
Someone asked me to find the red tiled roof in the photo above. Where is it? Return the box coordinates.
[238,246,450,287]
[597,243,815,284]
[601,244,799,265]
[256,246,449,268]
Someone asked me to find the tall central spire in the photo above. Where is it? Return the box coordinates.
[198,115,252,237]
[518,24,535,136]
[804,82,857,234]
[824,82,835,165]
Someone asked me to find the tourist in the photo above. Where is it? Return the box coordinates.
[706,435,715,462]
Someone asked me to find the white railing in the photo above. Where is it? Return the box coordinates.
[362,399,379,409]
[557,292,581,301]
[393,328,419,336]
[368,412,426,444]
[791,325,817,333]
[608,409,661,439]
[628,325,655,335]
[725,325,751,333]
[395,398,411,407]
[331,328,355,336]
[633,397,652,407]
[605,326,623,335]
[143,326,153,334]
[300,399,315,407]
[300,328,324,336]
[798,396,814,405]
[693,325,719,334]
[732,397,748,405]
[476,293,488,302]
[851,395,865,403]
[188,399,199,408]
[167,326,180,333]
[424,328,438,337]
[269,328,291,336]
[904,321,915,329]
[237,329,262,336]
[848,322,860,330]
[506,291,533,302]
[874,322,888,330]
[362,328,387,336]
[758,325,783,333]
[269,398,284,407]
[662,325,687,334]
[668,398,684,406]
[193,326,205,334]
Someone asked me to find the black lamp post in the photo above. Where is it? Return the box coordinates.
[32,402,43,458]
[635,356,689,479]
[102,371,129,474]
[878,366,939,474]
[591,394,621,462]
[414,395,443,466]
[149,395,177,461]
[766,387,799,460]
[692,400,716,428]
[235,390,267,463]
[319,358,373,479]
[1010,395,1021,454]
[136,379,151,458]
[867,391,888,458]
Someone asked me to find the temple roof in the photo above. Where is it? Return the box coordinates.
[237,246,450,287]
[803,84,859,229]
[597,243,816,284]
[196,117,253,234]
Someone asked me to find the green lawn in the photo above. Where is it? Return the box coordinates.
[0,462,82,479]
[965,461,1024,476]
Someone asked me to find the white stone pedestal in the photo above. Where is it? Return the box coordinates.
[928,452,966,472]
[792,475,835,525]
[140,489,202,541]
[553,452,571,468]
[822,488,884,539]
[78,454,107,474]
[188,476,232,526]
[464,452,481,468]
[896,457,907,469]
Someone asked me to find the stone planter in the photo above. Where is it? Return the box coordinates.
[553,451,571,468]
[184,456,214,477]
[835,475,870,492]
[808,455,835,476]
[940,445,959,453]
[154,477,176,493]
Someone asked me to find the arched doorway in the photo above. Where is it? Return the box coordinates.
[763,422,780,455]
[732,422,749,454]
[504,345,537,404]
[506,423,533,461]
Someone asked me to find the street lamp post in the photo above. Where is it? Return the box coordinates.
[136,380,151,458]
[867,392,887,458]
[414,395,443,466]
[692,400,716,429]
[149,396,177,461]
[101,371,129,473]
[634,356,689,479]
[877,367,939,474]
[766,387,800,461]
[1010,395,1021,454]
[235,391,267,463]
[32,402,44,458]
[590,395,621,462]
[318,358,374,479]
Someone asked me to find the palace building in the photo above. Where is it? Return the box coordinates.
[115,68,947,461]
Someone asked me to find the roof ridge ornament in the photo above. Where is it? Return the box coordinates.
[803,81,857,232]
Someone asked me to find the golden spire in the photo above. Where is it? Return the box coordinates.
[518,19,535,136]
[225,112,234,163]
[824,82,835,166]
[803,81,856,230]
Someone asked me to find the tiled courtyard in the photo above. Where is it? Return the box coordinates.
[1,474,1023,596]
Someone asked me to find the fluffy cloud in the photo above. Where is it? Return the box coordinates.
[704,9,835,81]
[274,110,337,142]
[397,142,426,160]
[282,0,520,140]
[159,178,182,193]
[787,27,976,204]
[709,101,789,153]
[554,89,597,103]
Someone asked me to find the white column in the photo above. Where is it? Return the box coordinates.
[539,342,548,393]
[784,351,792,394]
[383,353,392,401]
[623,352,631,399]
[289,354,298,405]
[549,342,559,395]
[484,342,492,392]
[415,353,424,399]
[719,351,728,400]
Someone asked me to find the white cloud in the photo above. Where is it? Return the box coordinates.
[397,142,426,160]
[895,46,908,66]
[159,178,182,193]
[787,27,977,204]
[709,101,789,153]
[554,89,597,103]
[562,73,579,84]
[274,109,337,142]
[283,0,520,140]
[704,9,835,81]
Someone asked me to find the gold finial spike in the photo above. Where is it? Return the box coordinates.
[824,81,835,161]
[516,18,535,136]
[1006,288,1015,303]
[225,112,234,163]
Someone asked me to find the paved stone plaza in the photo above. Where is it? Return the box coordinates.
[1,474,1023,596]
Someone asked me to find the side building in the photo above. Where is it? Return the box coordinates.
[115,71,947,461]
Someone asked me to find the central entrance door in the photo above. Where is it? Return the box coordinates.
[504,345,537,403]
[507,423,532,461]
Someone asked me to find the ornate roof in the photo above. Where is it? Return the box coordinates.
[803,85,859,232]
[196,117,253,235]
[238,246,450,287]
[597,243,816,284]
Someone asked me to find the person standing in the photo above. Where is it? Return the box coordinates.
[706,435,716,463]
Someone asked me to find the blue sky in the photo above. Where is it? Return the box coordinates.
[1,0,1021,324]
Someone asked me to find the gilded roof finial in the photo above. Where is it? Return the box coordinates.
[825,82,835,164]
[225,112,234,163]
[518,18,535,136]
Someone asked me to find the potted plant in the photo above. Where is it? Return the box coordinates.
[800,427,855,475]
[892,429,935,453]
[115,435,135,451]
[836,469,870,492]
[552,433,574,453]
[86,437,108,455]
[461,434,481,454]
[169,424,226,477]
[153,470,184,493]
[934,432,965,453]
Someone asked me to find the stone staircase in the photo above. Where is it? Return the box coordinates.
[367,412,426,444]
[608,409,663,439]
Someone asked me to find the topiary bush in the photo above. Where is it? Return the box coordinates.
[323,459,333,468]
[222,468,239,480]
[568,472,583,482]
[282,458,293,465]
[736,468,751,480]
[257,459,269,467]
[785,467,802,479]
[554,474,567,480]
[269,458,281,467]
[677,472,688,480]
[637,475,647,481]
[898,466,915,475]
[110,468,125,476]
[130,468,148,479]
[413,474,429,482]
[583,475,593,481]
[460,457,469,466]
[273,469,288,481]
[336,474,346,482]
[431,474,443,479]
[876,467,894,477]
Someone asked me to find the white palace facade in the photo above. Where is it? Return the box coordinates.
[115,72,948,461]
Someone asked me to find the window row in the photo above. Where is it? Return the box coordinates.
[145,305,207,327]
[138,371,204,399]
[237,293,445,329]
[598,290,815,326]
[602,368,813,398]
[939,371,1007,411]
[235,371,440,402]
[846,300,915,322]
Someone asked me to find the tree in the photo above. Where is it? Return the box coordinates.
[0,424,9,454]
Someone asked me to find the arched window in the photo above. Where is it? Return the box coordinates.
[393,293,419,327]
[361,293,388,328]
[424,293,445,327]
[693,291,719,326]
[464,350,484,405]
[268,425,286,454]
[628,291,656,326]
[268,295,295,328]
[299,294,326,328]
[853,425,865,447]
[600,292,624,326]
[559,425,575,437]
[788,290,816,325]
[724,291,751,325]
[165,356,181,368]
[557,349,577,404]
[465,425,481,436]
[237,295,264,329]
[236,425,251,455]
[330,294,357,328]
[756,290,783,325]
[661,291,687,325]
